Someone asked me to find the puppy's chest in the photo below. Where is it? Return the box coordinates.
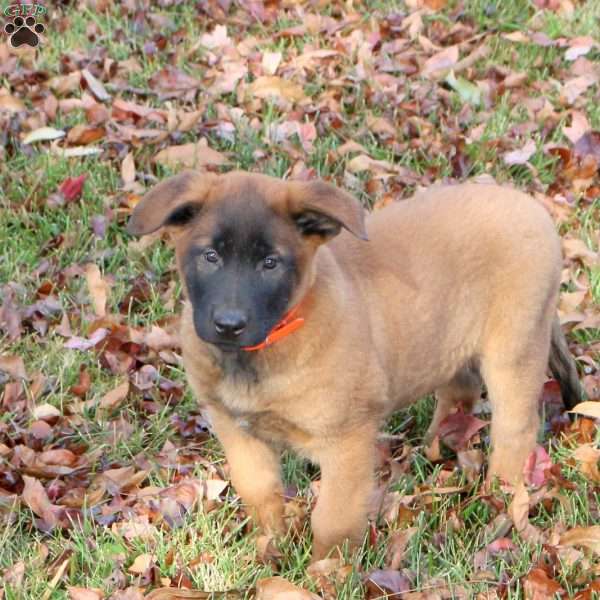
[215,378,312,449]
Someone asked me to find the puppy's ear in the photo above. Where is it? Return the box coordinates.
[287,180,368,241]
[127,170,218,236]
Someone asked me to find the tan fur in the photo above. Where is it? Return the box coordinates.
[130,173,564,561]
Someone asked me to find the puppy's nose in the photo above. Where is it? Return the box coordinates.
[213,309,247,337]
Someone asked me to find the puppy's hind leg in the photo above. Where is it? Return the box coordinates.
[425,368,482,444]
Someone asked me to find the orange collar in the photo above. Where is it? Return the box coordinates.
[242,302,305,352]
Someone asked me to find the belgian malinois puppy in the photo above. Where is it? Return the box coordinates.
[127,171,580,560]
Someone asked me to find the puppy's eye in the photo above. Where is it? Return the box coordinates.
[263,256,279,270]
[204,250,219,263]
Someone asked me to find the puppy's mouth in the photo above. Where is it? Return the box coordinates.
[212,340,244,353]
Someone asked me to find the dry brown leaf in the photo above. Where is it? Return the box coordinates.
[563,111,590,145]
[255,576,320,600]
[22,475,62,529]
[572,444,600,482]
[503,140,537,165]
[32,403,61,420]
[560,526,600,554]
[128,553,155,574]
[85,264,109,317]
[570,402,600,418]
[121,153,136,186]
[199,24,231,50]
[67,125,105,146]
[386,527,418,570]
[68,587,104,600]
[144,590,213,599]
[0,354,27,380]
[563,238,598,266]
[508,482,544,543]
[346,155,396,174]
[49,71,81,96]
[262,51,282,75]
[421,45,459,78]
[153,139,228,169]
[0,90,26,113]
[3,560,25,588]
[98,380,130,412]
[523,567,565,599]
[81,68,110,102]
[248,76,306,103]
[560,74,598,105]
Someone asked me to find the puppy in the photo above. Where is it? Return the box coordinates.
[127,171,580,560]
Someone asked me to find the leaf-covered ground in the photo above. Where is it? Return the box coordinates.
[1,0,599,598]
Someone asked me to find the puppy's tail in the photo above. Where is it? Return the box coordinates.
[549,317,582,410]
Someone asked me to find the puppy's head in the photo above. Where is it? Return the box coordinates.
[127,170,366,352]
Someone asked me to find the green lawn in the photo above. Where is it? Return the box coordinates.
[0,1,599,598]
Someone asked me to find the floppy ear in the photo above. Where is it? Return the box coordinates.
[127,170,218,236]
[287,180,368,241]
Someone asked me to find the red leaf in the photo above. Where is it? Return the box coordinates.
[487,537,517,553]
[523,445,553,486]
[58,174,87,202]
[437,411,489,451]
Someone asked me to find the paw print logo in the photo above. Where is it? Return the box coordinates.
[4,16,45,48]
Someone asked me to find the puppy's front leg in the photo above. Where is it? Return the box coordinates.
[311,426,377,561]
[209,408,285,536]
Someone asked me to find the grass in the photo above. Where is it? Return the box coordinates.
[0,0,599,598]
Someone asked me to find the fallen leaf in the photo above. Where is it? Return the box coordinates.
[110,587,145,600]
[509,483,544,543]
[128,553,155,574]
[153,139,228,169]
[437,411,488,451]
[523,445,553,486]
[503,140,537,165]
[23,127,65,144]
[99,380,130,412]
[573,131,600,161]
[445,71,482,106]
[59,174,87,202]
[457,448,484,482]
[85,264,109,317]
[67,125,105,146]
[121,153,136,186]
[560,526,600,554]
[81,68,110,101]
[248,76,306,103]
[199,24,231,50]
[0,91,26,112]
[144,590,212,599]
[22,475,62,529]
[565,36,596,61]
[569,402,600,419]
[0,355,27,380]
[64,327,109,351]
[523,567,565,599]
[32,404,61,420]
[262,51,282,75]
[255,577,320,600]
[365,569,411,598]
[385,527,417,569]
[68,587,104,600]
[421,45,459,77]
[560,74,598,105]
[572,444,600,482]
[563,111,590,144]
